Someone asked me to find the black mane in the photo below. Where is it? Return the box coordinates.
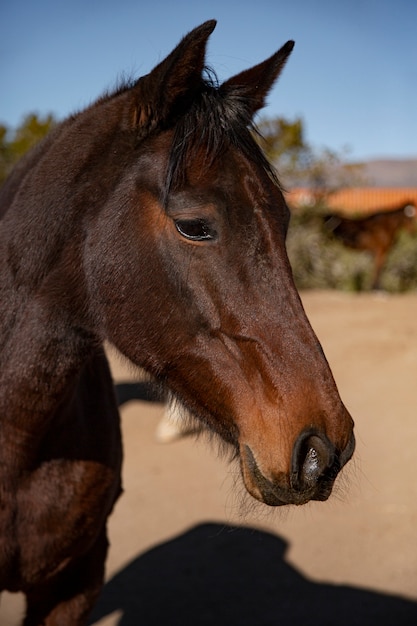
[163,72,280,200]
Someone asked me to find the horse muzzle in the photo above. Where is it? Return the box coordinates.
[240,429,355,506]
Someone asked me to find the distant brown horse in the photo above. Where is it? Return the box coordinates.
[0,21,355,625]
[325,202,416,289]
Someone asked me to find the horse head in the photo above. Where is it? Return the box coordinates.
[85,21,354,506]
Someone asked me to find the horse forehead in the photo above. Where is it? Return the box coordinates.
[172,174,280,225]
[188,148,279,203]
[139,132,285,224]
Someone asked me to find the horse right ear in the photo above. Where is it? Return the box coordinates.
[220,40,294,117]
[131,20,216,130]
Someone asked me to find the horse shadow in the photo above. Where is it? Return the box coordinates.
[114,381,165,407]
[89,522,417,626]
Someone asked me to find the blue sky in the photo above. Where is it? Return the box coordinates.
[1,0,416,162]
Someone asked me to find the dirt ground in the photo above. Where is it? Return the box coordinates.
[2,291,417,625]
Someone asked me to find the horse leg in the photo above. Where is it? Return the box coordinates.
[23,528,108,626]
[155,399,202,442]
[371,249,386,290]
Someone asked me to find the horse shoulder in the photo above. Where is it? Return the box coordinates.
[0,349,122,591]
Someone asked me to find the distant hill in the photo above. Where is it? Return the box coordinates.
[278,158,417,189]
[355,159,417,187]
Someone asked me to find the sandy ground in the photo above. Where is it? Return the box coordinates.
[1,291,417,625]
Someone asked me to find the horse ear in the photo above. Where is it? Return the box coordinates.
[132,20,216,129]
[220,40,294,116]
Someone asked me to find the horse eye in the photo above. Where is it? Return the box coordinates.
[175,219,216,241]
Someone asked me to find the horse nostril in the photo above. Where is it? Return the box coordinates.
[291,431,336,490]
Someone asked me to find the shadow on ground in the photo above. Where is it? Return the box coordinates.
[89,522,417,626]
[115,381,164,406]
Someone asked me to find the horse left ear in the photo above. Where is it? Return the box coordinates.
[132,20,216,130]
[220,40,294,116]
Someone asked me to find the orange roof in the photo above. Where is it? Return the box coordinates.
[286,187,417,216]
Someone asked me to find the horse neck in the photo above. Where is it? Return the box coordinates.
[0,86,134,339]
[0,185,96,414]
[0,277,98,467]
[0,100,131,464]
[390,206,409,225]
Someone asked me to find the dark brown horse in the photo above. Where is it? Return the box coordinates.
[325,202,416,289]
[0,21,355,625]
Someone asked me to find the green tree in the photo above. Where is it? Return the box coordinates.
[0,113,56,185]
[257,117,305,163]
[256,115,365,202]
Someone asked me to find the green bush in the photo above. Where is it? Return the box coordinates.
[286,210,417,292]
[382,230,417,292]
